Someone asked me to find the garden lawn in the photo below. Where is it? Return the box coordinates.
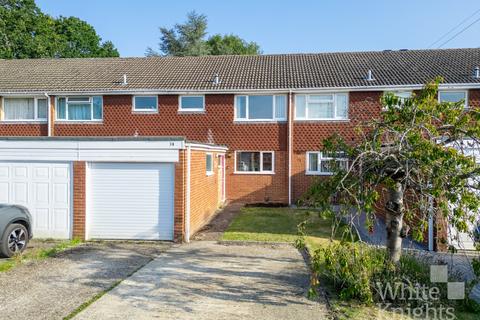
[221,206,344,249]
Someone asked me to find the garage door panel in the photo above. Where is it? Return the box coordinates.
[0,162,71,239]
[88,163,174,240]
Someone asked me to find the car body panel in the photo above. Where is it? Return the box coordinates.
[0,204,32,244]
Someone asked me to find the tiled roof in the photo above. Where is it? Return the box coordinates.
[0,48,479,93]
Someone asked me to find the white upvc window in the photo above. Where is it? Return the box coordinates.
[383,91,412,110]
[235,95,287,121]
[306,151,348,175]
[56,96,103,121]
[295,93,348,120]
[133,96,158,112]
[438,90,468,108]
[2,97,48,121]
[206,153,213,176]
[235,151,274,174]
[179,95,205,112]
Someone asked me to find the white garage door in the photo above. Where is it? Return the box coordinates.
[87,163,174,240]
[0,162,71,238]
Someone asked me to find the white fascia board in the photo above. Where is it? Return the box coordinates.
[0,140,182,162]
[185,143,228,152]
[2,83,480,96]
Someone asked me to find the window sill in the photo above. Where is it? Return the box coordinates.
[234,171,275,175]
[234,120,287,124]
[177,110,206,114]
[55,120,103,124]
[305,172,334,176]
[132,110,158,114]
[294,119,349,122]
[1,120,47,124]
[206,171,214,176]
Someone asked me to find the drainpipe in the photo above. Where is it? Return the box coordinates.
[44,92,51,137]
[185,145,192,242]
[288,90,293,205]
[428,196,434,251]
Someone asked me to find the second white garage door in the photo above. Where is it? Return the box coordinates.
[87,163,174,240]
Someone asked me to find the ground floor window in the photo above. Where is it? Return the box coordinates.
[306,151,347,175]
[235,151,274,173]
[206,153,213,175]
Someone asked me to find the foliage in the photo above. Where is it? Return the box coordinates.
[300,78,480,261]
[146,11,261,56]
[0,0,119,58]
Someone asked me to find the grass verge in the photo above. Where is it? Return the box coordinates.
[0,238,83,273]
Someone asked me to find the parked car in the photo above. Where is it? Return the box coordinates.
[474,221,480,245]
[0,204,32,257]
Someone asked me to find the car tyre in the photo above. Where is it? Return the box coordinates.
[0,223,29,258]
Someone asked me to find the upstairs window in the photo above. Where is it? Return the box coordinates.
[438,91,468,108]
[206,153,213,175]
[57,96,103,121]
[306,151,348,175]
[179,96,205,111]
[235,151,274,173]
[295,93,348,120]
[133,96,158,112]
[235,95,287,121]
[3,97,48,121]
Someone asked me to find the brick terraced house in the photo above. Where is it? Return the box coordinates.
[0,48,479,247]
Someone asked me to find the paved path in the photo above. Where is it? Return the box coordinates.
[76,241,330,320]
[0,242,170,320]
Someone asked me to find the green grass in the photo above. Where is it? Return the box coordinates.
[221,206,346,247]
[0,239,82,273]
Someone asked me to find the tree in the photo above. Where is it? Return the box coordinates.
[0,0,119,58]
[146,11,261,56]
[301,79,480,263]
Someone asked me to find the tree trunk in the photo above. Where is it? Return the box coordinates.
[385,182,405,263]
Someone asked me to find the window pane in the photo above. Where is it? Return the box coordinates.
[320,160,332,173]
[236,152,260,172]
[4,98,35,120]
[310,95,333,101]
[68,97,90,103]
[439,91,466,103]
[206,154,213,173]
[37,99,48,119]
[336,94,348,118]
[308,153,319,172]
[68,103,91,120]
[57,98,66,119]
[134,96,157,111]
[248,95,273,119]
[393,91,411,99]
[308,102,334,118]
[275,96,287,120]
[236,96,247,119]
[295,95,306,118]
[262,152,273,171]
[93,96,103,119]
[181,96,204,110]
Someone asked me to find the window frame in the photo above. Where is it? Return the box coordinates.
[132,95,158,113]
[234,151,275,174]
[1,96,48,122]
[295,93,349,121]
[305,151,348,176]
[234,94,287,122]
[56,96,103,122]
[438,90,468,108]
[206,153,214,176]
[179,95,205,112]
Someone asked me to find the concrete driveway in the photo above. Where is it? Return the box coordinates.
[75,241,330,320]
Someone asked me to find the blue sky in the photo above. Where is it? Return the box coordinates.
[37,0,480,57]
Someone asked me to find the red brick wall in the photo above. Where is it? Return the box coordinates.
[174,150,186,242]
[0,123,47,136]
[72,161,86,239]
[189,150,223,234]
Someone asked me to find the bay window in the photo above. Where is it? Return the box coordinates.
[57,96,103,121]
[306,151,348,175]
[235,95,287,121]
[295,93,348,120]
[235,151,274,173]
[2,97,48,121]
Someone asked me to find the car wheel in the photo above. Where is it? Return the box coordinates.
[0,224,29,258]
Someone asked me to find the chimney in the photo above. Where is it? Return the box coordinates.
[366,70,375,81]
[474,66,480,79]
